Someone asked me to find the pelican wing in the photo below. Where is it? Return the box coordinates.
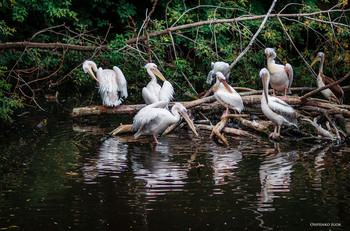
[131,105,169,132]
[159,81,174,104]
[207,70,215,84]
[142,87,159,105]
[321,73,344,103]
[285,63,293,93]
[207,62,230,84]
[113,66,128,98]
[214,62,230,80]
[143,101,168,109]
[97,69,121,106]
[268,96,297,120]
[215,85,243,113]
[142,81,161,104]
[225,71,231,80]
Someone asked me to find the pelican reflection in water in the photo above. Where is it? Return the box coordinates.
[258,143,297,212]
[210,149,242,185]
[131,141,188,198]
[82,137,128,182]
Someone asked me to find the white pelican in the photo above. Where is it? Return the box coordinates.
[131,101,198,144]
[310,52,344,104]
[142,63,174,105]
[265,48,293,101]
[206,61,230,84]
[213,72,244,117]
[83,60,128,107]
[260,68,297,139]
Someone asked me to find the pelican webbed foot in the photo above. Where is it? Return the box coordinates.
[268,132,279,139]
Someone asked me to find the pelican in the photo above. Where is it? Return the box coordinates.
[213,72,244,117]
[260,68,297,139]
[310,52,344,104]
[83,60,128,107]
[142,63,174,105]
[206,61,230,84]
[131,101,198,144]
[265,48,293,101]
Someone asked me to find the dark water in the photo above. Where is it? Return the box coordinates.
[1,102,350,231]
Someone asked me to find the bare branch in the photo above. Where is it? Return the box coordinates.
[277,17,318,79]
[124,8,350,44]
[144,0,158,62]
[225,0,277,74]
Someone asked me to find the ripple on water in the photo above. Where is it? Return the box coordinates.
[82,137,129,183]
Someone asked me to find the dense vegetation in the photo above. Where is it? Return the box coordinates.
[0,0,349,122]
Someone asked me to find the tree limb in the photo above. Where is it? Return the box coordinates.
[125,9,350,44]
[144,0,158,62]
[226,0,277,74]
[2,9,349,51]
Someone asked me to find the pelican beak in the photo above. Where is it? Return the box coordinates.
[179,109,198,136]
[220,79,233,93]
[151,67,167,82]
[261,73,269,103]
[310,55,321,67]
[87,66,99,82]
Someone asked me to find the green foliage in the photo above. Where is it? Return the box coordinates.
[116,0,136,24]
[0,67,23,122]
[1,0,350,121]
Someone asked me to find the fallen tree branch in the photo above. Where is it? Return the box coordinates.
[110,124,133,135]
[210,116,230,146]
[71,104,146,117]
[71,96,216,117]
[300,116,335,139]
[71,94,350,118]
[198,124,258,139]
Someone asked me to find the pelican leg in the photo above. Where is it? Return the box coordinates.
[221,107,230,118]
[273,88,276,97]
[153,134,159,144]
[280,88,287,101]
[269,125,280,140]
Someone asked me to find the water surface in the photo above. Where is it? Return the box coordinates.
[0,103,349,230]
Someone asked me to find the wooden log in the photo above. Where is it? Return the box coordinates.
[71,96,216,117]
[235,117,273,137]
[71,104,145,117]
[208,114,251,146]
[71,94,350,118]
[210,116,230,146]
[197,124,258,139]
[162,120,182,136]
[110,124,133,135]
[300,116,335,139]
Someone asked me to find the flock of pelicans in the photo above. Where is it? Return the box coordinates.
[82,48,344,143]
